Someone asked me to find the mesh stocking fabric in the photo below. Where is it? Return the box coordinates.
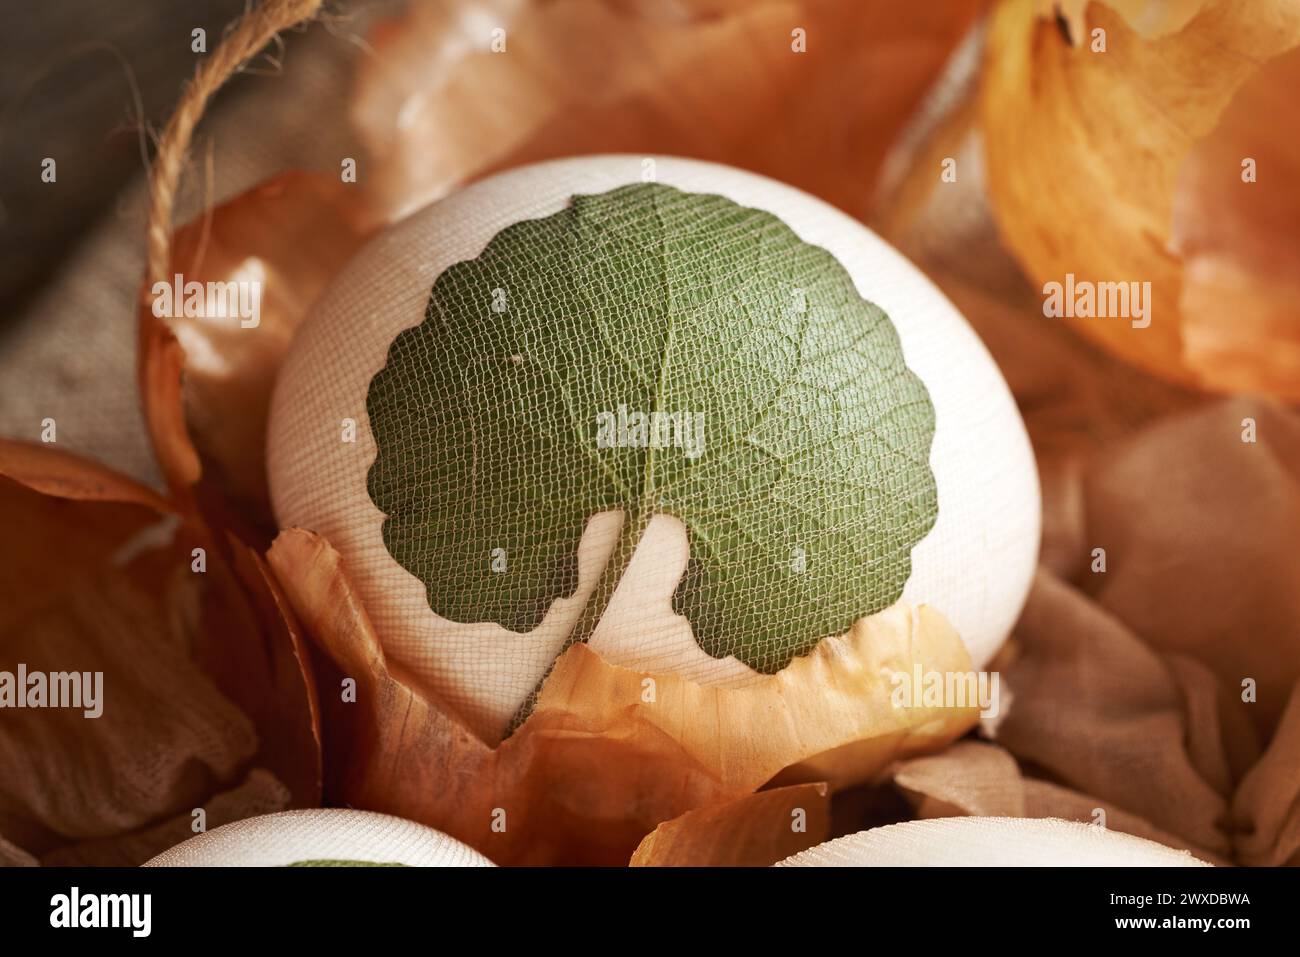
[145,809,494,867]
[777,817,1211,867]
[267,156,1039,743]
[365,182,937,678]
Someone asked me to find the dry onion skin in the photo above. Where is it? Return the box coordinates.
[0,440,319,865]
[139,172,376,542]
[268,527,980,865]
[1169,46,1300,397]
[352,0,987,221]
[629,783,830,867]
[776,817,1212,867]
[981,0,1300,396]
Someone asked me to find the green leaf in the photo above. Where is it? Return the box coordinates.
[286,860,406,867]
[366,182,936,674]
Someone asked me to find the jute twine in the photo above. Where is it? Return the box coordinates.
[143,0,325,303]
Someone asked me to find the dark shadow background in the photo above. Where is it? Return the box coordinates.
[0,1,248,318]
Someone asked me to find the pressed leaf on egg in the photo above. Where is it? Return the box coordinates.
[366,182,937,682]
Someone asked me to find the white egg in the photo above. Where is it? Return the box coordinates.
[144,809,494,867]
[776,817,1210,867]
[267,155,1039,743]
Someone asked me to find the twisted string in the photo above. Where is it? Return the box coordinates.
[143,0,324,299]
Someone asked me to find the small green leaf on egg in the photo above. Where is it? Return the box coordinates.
[365,182,937,674]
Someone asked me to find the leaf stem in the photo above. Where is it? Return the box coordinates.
[504,507,650,736]
[568,508,648,646]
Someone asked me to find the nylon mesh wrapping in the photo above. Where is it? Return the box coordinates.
[267,156,1039,743]
[145,809,494,867]
[776,817,1210,867]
